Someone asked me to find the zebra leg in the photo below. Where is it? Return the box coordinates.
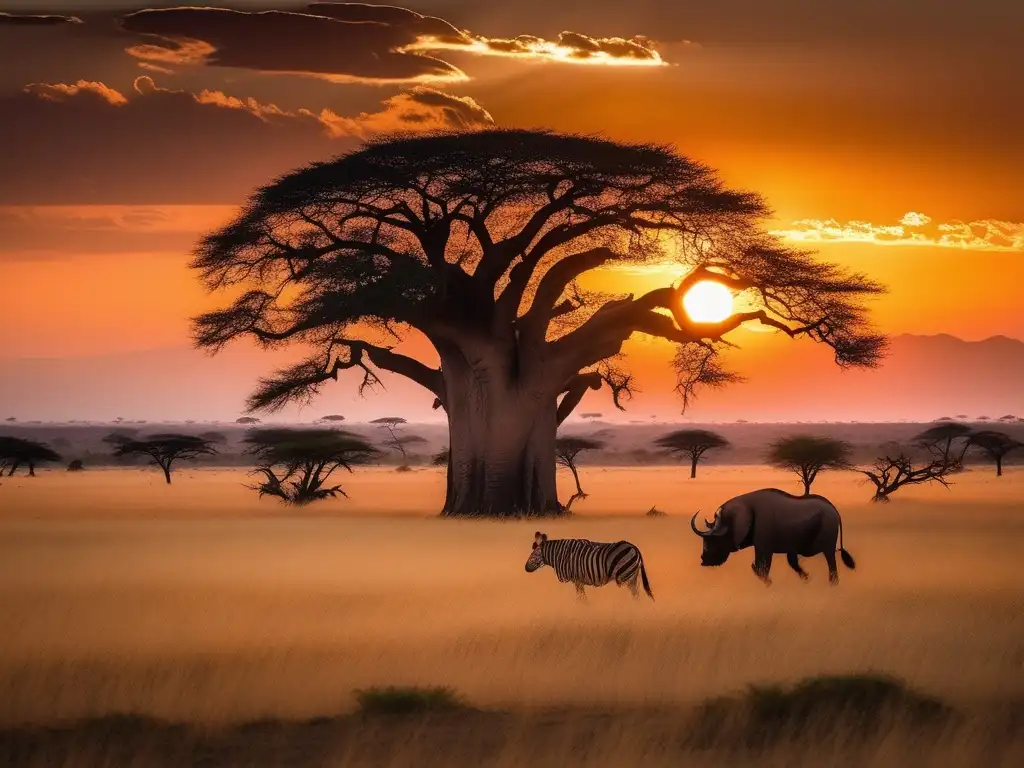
[575,583,588,601]
[627,574,640,599]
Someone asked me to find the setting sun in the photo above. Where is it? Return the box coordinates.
[682,280,734,323]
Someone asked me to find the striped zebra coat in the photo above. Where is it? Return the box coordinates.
[524,532,654,600]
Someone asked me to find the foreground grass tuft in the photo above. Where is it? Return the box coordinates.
[354,686,467,715]
[691,673,956,748]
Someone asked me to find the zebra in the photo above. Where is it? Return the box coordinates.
[524,531,654,601]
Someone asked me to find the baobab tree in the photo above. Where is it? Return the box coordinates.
[107,433,218,484]
[766,435,853,495]
[554,435,605,510]
[191,129,886,518]
[967,430,1024,476]
[654,428,730,478]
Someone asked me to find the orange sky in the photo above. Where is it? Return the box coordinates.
[1,1,1021,420]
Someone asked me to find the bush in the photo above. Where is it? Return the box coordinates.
[690,674,955,749]
[67,459,85,471]
[354,686,466,715]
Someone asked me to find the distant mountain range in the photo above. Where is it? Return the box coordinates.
[1,332,1021,423]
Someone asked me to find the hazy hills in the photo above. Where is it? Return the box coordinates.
[1,332,1022,424]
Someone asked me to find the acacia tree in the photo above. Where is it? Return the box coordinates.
[242,428,378,505]
[967,430,1023,476]
[191,129,886,518]
[914,423,973,464]
[554,435,605,509]
[108,433,218,484]
[654,428,730,478]
[370,416,425,465]
[860,441,962,502]
[0,436,62,476]
[766,435,853,495]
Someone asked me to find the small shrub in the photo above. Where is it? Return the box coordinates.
[646,506,667,517]
[689,674,954,749]
[354,686,466,715]
[395,464,413,473]
[67,459,85,472]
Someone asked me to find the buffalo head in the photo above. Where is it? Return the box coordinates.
[690,504,753,566]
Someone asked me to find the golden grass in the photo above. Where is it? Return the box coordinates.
[0,467,1022,765]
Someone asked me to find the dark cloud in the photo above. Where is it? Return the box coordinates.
[0,12,83,26]
[118,5,468,83]
[0,75,492,205]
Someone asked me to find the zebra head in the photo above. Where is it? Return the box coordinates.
[525,531,548,572]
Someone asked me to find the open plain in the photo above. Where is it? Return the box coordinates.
[1,465,1022,765]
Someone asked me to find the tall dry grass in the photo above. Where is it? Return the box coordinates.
[0,467,1021,764]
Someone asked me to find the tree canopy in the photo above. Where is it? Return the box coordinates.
[0,436,62,476]
[654,428,730,478]
[766,434,853,495]
[109,433,218,484]
[967,430,1023,476]
[554,435,605,509]
[192,128,887,417]
[242,427,378,505]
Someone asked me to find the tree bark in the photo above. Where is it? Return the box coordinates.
[690,456,698,479]
[161,463,172,484]
[438,341,566,518]
[996,456,1003,477]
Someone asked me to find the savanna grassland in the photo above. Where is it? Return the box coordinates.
[1,464,1022,766]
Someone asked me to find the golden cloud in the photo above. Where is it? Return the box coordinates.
[25,75,493,140]
[23,80,128,106]
[773,212,1024,251]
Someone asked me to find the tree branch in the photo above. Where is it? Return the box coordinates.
[247,340,443,413]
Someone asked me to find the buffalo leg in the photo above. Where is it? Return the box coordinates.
[751,548,773,586]
[787,553,810,581]
[824,551,839,586]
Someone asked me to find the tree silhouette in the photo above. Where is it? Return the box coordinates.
[967,430,1024,477]
[370,416,425,465]
[554,436,605,510]
[654,428,730,478]
[108,433,218,484]
[766,435,852,495]
[242,428,378,505]
[319,414,346,422]
[432,447,450,466]
[199,430,228,444]
[192,129,887,518]
[914,422,973,464]
[236,416,261,425]
[860,442,962,502]
[0,436,61,476]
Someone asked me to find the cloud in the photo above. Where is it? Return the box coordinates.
[773,212,1024,251]
[23,79,128,106]
[0,75,493,205]
[0,12,83,26]
[115,5,665,84]
[118,5,468,84]
[0,204,239,259]
[408,31,665,66]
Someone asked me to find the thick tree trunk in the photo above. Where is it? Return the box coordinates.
[438,345,565,518]
[996,457,1003,477]
[690,457,698,479]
